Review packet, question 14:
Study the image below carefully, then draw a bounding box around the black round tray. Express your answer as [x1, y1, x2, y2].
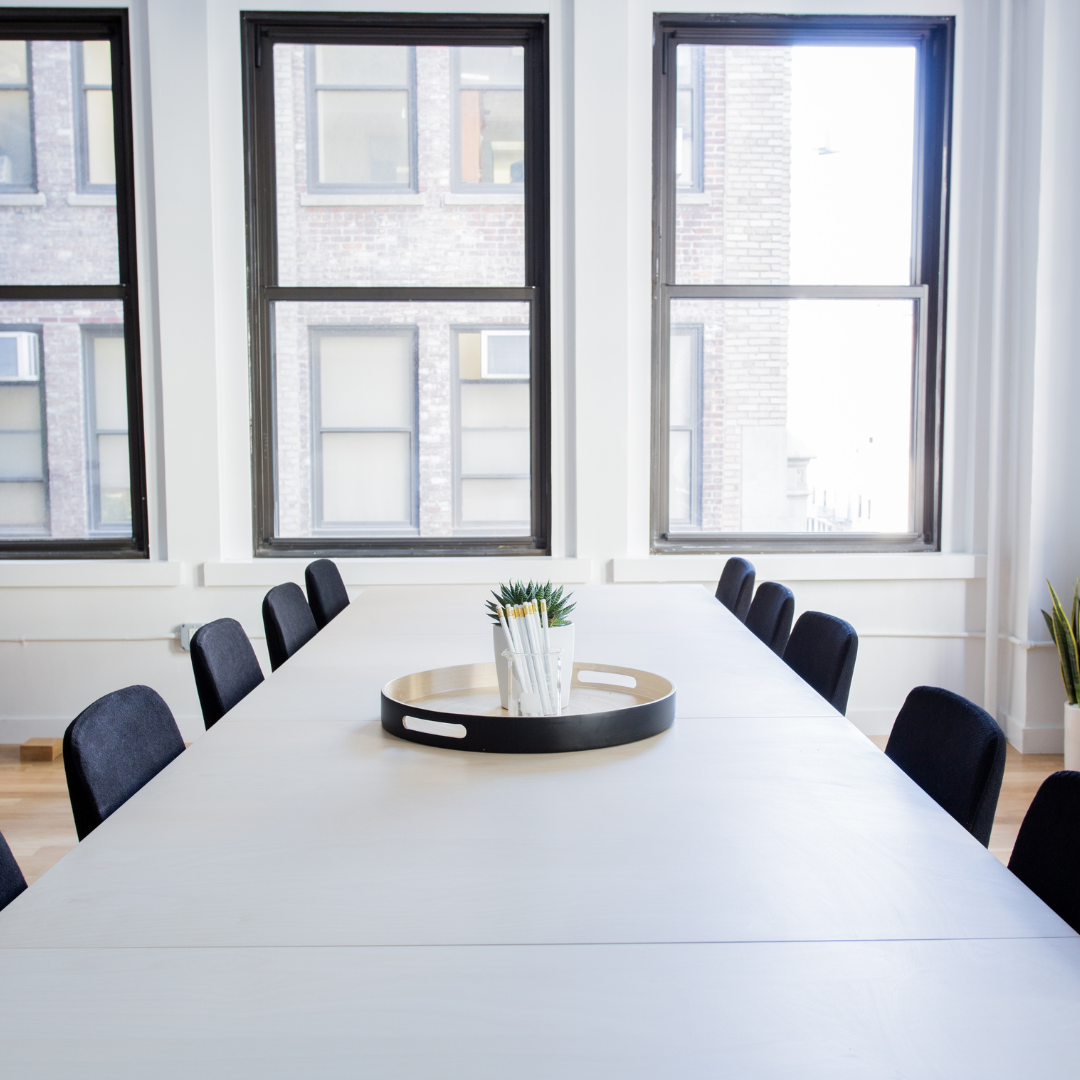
[381, 661, 675, 753]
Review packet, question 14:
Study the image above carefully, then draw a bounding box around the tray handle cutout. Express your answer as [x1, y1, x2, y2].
[577, 669, 637, 689]
[403, 715, 467, 739]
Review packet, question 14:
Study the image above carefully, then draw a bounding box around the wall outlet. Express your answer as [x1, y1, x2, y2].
[179, 624, 202, 651]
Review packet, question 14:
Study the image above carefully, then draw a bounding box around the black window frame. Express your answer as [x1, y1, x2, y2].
[242, 11, 550, 558]
[0, 322, 48, 534]
[303, 42, 418, 195]
[651, 14, 953, 553]
[310, 324, 419, 535]
[0, 8, 147, 559]
[0, 38, 36, 193]
[71, 37, 116, 195]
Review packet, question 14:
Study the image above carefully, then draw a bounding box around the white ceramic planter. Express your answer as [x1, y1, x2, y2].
[1065, 703, 1080, 771]
[494, 622, 574, 710]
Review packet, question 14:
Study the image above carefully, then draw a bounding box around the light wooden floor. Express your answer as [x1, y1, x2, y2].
[0, 739, 1067, 885]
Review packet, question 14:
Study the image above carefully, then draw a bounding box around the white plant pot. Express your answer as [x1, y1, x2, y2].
[1065, 703, 1080, 771]
[494, 622, 574, 710]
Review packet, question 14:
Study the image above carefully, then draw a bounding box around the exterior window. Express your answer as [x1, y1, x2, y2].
[453, 46, 524, 190]
[73, 39, 115, 192]
[454, 327, 530, 530]
[312, 328, 417, 532]
[0, 14, 146, 557]
[0, 328, 46, 531]
[84, 328, 129, 531]
[652, 16, 953, 551]
[0, 40, 34, 190]
[306, 44, 415, 192]
[246, 14, 549, 556]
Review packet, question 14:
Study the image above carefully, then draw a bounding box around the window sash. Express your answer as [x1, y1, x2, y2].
[0, 41, 36, 193]
[243, 13, 550, 558]
[650, 15, 953, 553]
[72, 39, 115, 194]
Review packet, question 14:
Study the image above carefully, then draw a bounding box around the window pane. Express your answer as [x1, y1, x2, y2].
[669, 330, 696, 429]
[0, 89, 32, 187]
[669, 298, 915, 535]
[460, 477, 529, 523]
[460, 89, 523, 185]
[0, 40, 120, 284]
[85, 88, 115, 185]
[461, 429, 529, 474]
[82, 41, 111, 85]
[0, 300, 126, 539]
[318, 332, 413, 429]
[0, 480, 45, 527]
[92, 335, 127, 430]
[669, 428, 692, 526]
[458, 46, 524, 87]
[273, 300, 529, 538]
[321, 431, 411, 525]
[95, 431, 130, 524]
[675, 44, 916, 285]
[274, 44, 524, 287]
[0, 41, 27, 83]
[316, 44, 407, 86]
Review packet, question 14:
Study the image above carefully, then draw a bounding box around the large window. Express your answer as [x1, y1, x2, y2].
[245, 14, 548, 556]
[652, 16, 953, 551]
[0, 13, 146, 556]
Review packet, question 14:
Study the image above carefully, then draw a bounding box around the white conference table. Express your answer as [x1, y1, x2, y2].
[1, 584, 1078, 1076]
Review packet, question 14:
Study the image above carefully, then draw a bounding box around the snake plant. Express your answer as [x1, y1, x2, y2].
[487, 580, 576, 627]
[1043, 580, 1080, 705]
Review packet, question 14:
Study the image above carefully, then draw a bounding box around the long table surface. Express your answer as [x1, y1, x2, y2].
[2, 584, 1078, 1076]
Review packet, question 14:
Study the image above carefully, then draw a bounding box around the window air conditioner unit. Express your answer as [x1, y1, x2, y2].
[480, 329, 529, 379]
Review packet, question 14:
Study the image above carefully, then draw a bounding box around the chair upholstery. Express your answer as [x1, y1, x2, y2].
[190, 618, 265, 729]
[63, 685, 185, 841]
[886, 686, 1006, 847]
[1008, 770, 1080, 931]
[0, 828, 27, 912]
[306, 559, 350, 630]
[745, 581, 795, 655]
[783, 611, 858, 715]
[715, 557, 756, 621]
[262, 582, 319, 672]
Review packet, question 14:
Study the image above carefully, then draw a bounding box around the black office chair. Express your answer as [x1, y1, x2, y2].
[0, 828, 27, 912]
[716, 557, 755, 621]
[1008, 770, 1080, 931]
[745, 581, 795, 655]
[262, 582, 318, 672]
[63, 685, 185, 841]
[885, 686, 1006, 847]
[306, 559, 350, 630]
[190, 618, 265, 730]
[783, 611, 858, 715]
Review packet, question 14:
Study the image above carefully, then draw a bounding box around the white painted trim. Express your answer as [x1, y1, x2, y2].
[298, 193, 426, 206]
[0, 562, 185, 588]
[1003, 713, 1066, 755]
[202, 556, 594, 588]
[441, 193, 524, 205]
[65, 192, 116, 206]
[612, 554, 986, 582]
[0, 193, 45, 206]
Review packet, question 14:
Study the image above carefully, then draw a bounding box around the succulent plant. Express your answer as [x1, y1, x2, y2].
[487, 580, 576, 627]
[1044, 579, 1080, 705]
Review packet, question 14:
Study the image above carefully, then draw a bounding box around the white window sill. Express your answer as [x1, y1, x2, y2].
[202, 556, 592, 588]
[613, 553, 986, 583]
[299, 193, 425, 207]
[66, 193, 116, 207]
[442, 193, 524, 206]
[0, 193, 46, 207]
[0, 561, 184, 588]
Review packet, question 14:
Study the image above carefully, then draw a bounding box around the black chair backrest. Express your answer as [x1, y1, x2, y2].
[0, 828, 27, 912]
[783, 611, 858, 715]
[716, 557, 755, 621]
[745, 581, 795, 655]
[886, 686, 1006, 847]
[262, 582, 319, 672]
[1009, 770, 1080, 931]
[190, 618, 265, 729]
[305, 559, 350, 630]
[63, 685, 185, 841]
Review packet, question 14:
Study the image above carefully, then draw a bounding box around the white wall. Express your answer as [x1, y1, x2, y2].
[0, 0, 1073, 751]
